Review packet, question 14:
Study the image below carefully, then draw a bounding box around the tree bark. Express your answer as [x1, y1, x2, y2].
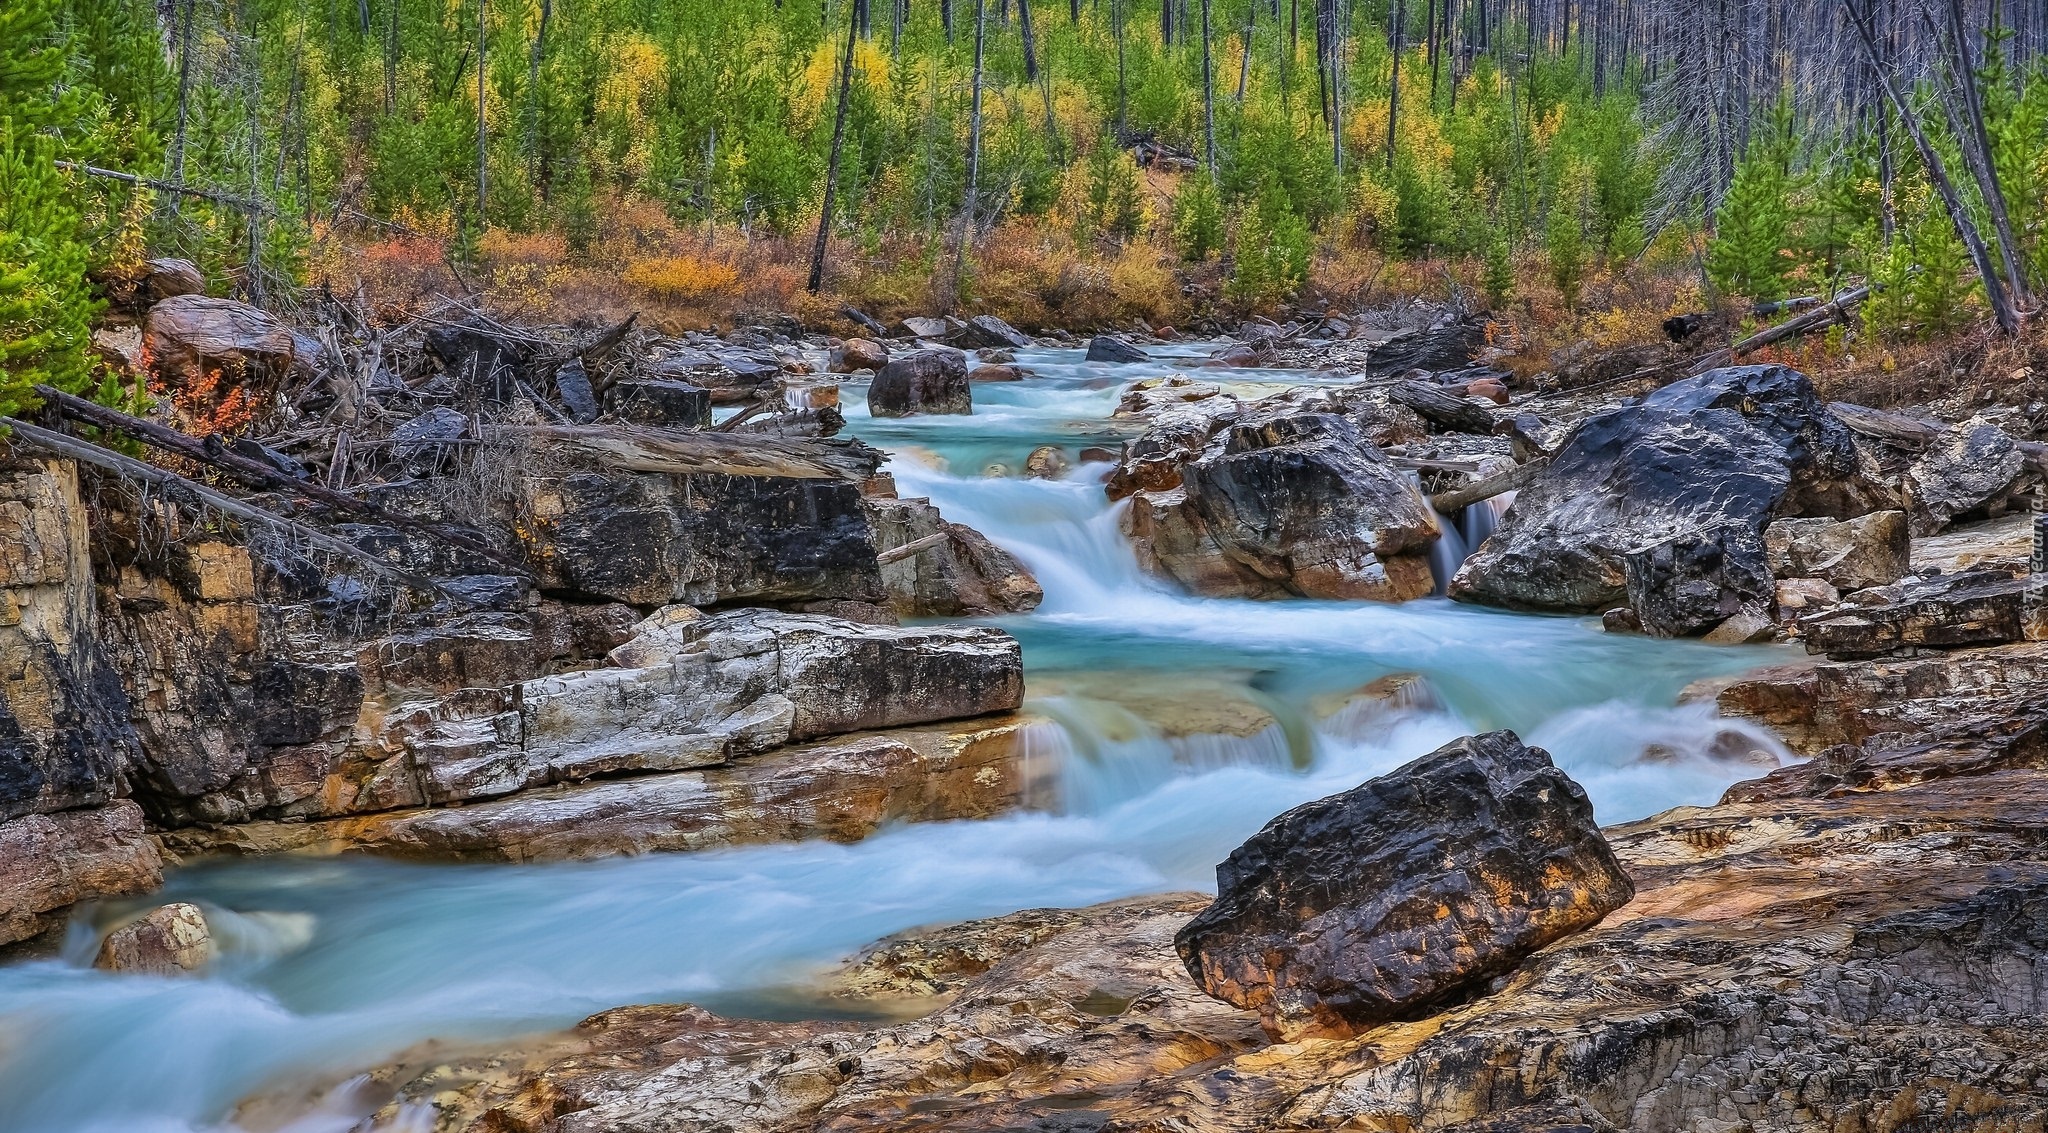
[808, 0, 861, 293]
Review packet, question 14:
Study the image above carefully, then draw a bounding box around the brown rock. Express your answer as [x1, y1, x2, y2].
[1798, 568, 2032, 659]
[93, 902, 212, 975]
[143, 295, 297, 387]
[1773, 576, 1839, 610]
[869, 350, 971, 417]
[968, 363, 1024, 382]
[866, 497, 1041, 618]
[0, 802, 162, 946]
[831, 338, 889, 373]
[1021, 445, 1070, 480]
[1764, 510, 1909, 590]
[1175, 731, 1633, 1040]
[140, 258, 206, 304]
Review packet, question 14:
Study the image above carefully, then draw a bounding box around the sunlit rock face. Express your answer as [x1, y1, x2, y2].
[1174, 729, 1633, 1040]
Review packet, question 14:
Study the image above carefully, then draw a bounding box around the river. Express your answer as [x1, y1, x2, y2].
[0, 344, 1789, 1132]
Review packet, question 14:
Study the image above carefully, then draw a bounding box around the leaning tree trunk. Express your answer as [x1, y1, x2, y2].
[1201, 0, 1218, 177]
[1841, 0, 2019, 335]
[1940, 0, 2032, 310]
[1387, 0, 1404, 171]
[808, 0, 861, 293]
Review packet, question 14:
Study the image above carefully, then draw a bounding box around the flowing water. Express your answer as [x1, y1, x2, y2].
[0, 345, 1793, 1132]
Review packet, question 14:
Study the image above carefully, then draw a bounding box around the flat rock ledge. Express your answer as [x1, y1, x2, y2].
[312, 709, 2048, 1133]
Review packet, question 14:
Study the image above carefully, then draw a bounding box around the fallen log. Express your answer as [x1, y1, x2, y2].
[1389, 379, 1499, 435]
[841, 306, 891, 338]
[1831, 401, 2048, 474]
[2, 418, 444, 595]
[875, 531, 952, 565]
[1689, 287, 1871, 375]
[1429, 458, 1547, 514]
[34, 385, 529, 576]
[491, 424, 884, 481]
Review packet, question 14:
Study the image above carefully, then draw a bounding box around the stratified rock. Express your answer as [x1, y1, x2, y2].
[395, 609, 1023, 804]
[1452, 365, 1870, 636]
[1085, 335, 1149, 364]
[1362, 318, 1485, 376]
[1764, 510, 1908, 590]
[605, 378, 712, 429]
[1122, 409, 1440, 601]
[0, 802, 162, 946]
[1175, 730, 1633, 1040]
[1796, 569, 2033, 659]
[1907, 415, 2026, 534]
[93, 902, 212, 975]
[869, 350, 971, 417]
[139, 258, 206, 304]
[390, 407, 469, 471]
[866, 497, 1041, 618]
[143, 295, 298, 388]
[948, 314, 1031, 350]
[640, 346, 780, 405]
[831, 339, 889, 373]
[887, 315, 957, 340]
[522, 469, 885, 607]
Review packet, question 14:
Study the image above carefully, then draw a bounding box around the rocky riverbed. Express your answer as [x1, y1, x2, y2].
[2, 294, 2045, 1131]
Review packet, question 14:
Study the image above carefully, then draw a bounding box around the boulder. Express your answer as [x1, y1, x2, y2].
[397, 610, 1024, 805]
[1765, 510, 1909, 591]
[390, 408, 470, 471]
[831, 339, 890, 373]
[1122, 409, 1441, 601]
[1175, 730, 1633, 1041]
[1451, 365, 1870, 636]
[865, 497, 1042, 618]
[522, 469, 885, 607]
[93, 902, 213, 975]
[886, 315, 957, 340]
[969, 363, 1025, 382]
[143, 295, 297, 388]
[0, 802, 162, 947]
[1021, 446, 1070, 480]
[1907, 415, 2028, 534]
[948, 314, 1031, 350]
[553, 358, 601, 424]
[1363, 318, 1486, 376]
[642, 349, 780, 405]
[605, 378, 713, 429]
[869, 349, 971, 417]
[139, 258, 206, 304]
[1797, 569, 2036, 660]
[1085, 335, 1149, 364]
[423, 321, 528, 403]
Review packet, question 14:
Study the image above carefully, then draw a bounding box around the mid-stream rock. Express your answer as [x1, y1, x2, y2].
[1085, 335, 1149, 363]
[868, 349, 971, 417]
[1175, 730, 1634, 1040]
[93, 902, 212, 975]
[1452, 365, 1874, 636]
[865, 497, 1042, 618]
[0, 802, 161, 947]
[1122, 408, 1440, 601]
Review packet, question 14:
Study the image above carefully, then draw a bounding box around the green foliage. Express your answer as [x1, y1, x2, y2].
[1171, 173, 1223, 262]
[1077, 142, 1144, 245]
[1228, 182, 1310, 306]
[1706, 110, 1796, 303]
[1482, 222, 1514, 309]
[0, 128, 102, 416]
[1544, 166, 1590, 310]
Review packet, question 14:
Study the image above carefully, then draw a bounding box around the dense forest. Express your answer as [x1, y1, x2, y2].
[6, 0, 2048, 415]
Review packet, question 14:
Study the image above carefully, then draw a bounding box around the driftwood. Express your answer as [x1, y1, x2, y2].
[875, 531, 952, 565]
[491, 424, 882, 481]
[1831, 401, 2048, 474]
[53, 161, 273, 213]
[1429, 458, 1548, 513]
[35, 385, 529, 576]
[841, 307, 891, 338]
[1389, 379, 1499, 435]
[1687, 287, 1872, 376]
[2, 418, 444, 594]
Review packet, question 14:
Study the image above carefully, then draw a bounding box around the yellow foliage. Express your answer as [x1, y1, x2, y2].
[621, 254, 743, 300]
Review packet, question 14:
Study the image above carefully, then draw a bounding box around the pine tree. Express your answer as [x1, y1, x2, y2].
[1706, 128, 1795, 303]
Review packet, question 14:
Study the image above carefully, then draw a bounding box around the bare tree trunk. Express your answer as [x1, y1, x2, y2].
[1201, 0, 1218, 177]
[808, 0, 860, 293]
[1939, 0, 2032, 309]
[1236, 0, 1255, 103]
[168, 0, 198, 220]
[526, 0, 550, 180]
[1114, 0, 1128, 130]
[475, 0, 488, 220]
[1387, 0, 1403, 170]
[950, 0, 989, 305]
[384, 0, 399, 112]
[1841, 0, 2019, 335]
[1020, 0, 1039, 79]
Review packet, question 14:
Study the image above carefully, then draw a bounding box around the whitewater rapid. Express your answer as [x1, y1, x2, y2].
[0, 344, 1792, 1133]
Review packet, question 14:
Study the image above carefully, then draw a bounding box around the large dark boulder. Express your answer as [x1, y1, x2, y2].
[1084, 335, 1149, 364]
[947, 314, 1031, 350]
[869, 349, 971, 417]
[1176, 730, 1634, 1041]
[1451, 365, 1871, 636]
[1122, 408, 1440, 600]
[606, 378, 712, 429]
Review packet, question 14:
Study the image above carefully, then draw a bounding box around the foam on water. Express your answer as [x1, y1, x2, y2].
[0, 343, 1796, 1133]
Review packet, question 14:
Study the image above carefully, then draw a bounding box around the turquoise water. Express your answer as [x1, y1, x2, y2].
[0, 345, 1791, 1133]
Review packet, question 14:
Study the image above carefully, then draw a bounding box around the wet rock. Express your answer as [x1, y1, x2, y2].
[869, 349, 971, 417]
[166, 718, 1033, 863]
[968, 363, 1024, 382]
[553, 357, 601, 423]
[0, 802, 161, 947]
[605, 378, 712, 429]
[1085, 335, 1149, 364]
[1363, 318, 1486, 376]
[1796, 569, 2034, 659]
[522, 469, 885, 607]
[831, 338, 890, 373]
[947, 314, 1031, 350]
[866, 497, 1042, 618]
[887, 315, 957, 340]
[1021, 446, 1070, 480]
[1452, 366, 1870, 636]
[1908, 415, 2027, 533]
[1764, 510, 1908, 591]
[93, 902, 212, 975]
[143, 295, 298, 388]
[390, 407, 470, 471]
[1122, 409, 1440, 601]
[1773, 576, 1839, 611]
[1176, 730, 1633, 1040]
